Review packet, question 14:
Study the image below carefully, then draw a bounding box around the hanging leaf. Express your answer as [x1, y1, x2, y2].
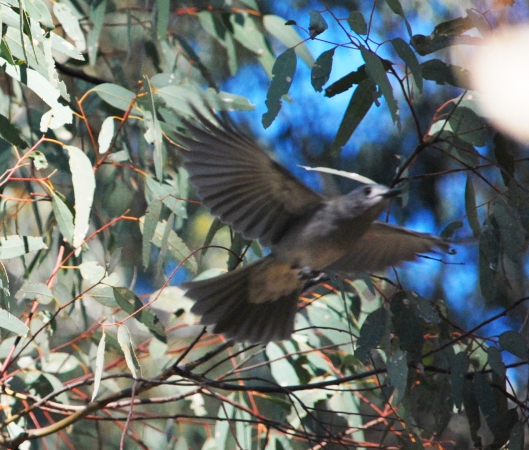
[92, 330, 106, 401]
[0, 236, 47, 259]
[347, 11, 367, 35]
[262, 47, 297, 128]
[117, 324, 141, 378]
[308, 10, 328, 39]
[391, 37, 423, 92]
[0, 113, 28, 148]
[465, 175, 480, 238]
[0, 309, 28, 335]
[311, 47, 335, 92]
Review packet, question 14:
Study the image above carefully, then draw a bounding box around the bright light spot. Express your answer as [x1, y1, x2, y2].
[462, 26, 529, 143]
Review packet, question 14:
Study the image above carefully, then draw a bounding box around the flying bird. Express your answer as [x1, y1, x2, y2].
[179, 109, 449, 344]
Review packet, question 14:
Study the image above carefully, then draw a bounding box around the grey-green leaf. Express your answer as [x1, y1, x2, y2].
[0, 236, 47, 259]
[361, 47, 400, 128]
[391, 37, 422, 92]
[51, 191, 75, 244]
[0, 308, 28, 335]
[91, 330, 106, 401]
[262, 47, 297, 128]
[465, 175, 480, 238]
[311, 47, 335, 92]
[0, 113, 28, 149]
[387, 349, 408, 405]
[498, 331, 528, 359]
[308, 10, 328, 39]
[142, 200, 163, 269]
[347, 11, 367, 35]
[451, 351, 468, 411]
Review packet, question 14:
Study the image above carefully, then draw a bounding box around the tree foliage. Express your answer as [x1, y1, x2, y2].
[0, 0, 527, 449]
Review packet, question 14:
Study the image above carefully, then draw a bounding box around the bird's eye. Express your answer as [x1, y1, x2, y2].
[364, 186, 372, 196]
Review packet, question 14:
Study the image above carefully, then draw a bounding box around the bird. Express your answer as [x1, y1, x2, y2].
[178, 108, 450, 344]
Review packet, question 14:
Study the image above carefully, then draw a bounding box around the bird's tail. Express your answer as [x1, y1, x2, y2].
[182, 255, 302, 343]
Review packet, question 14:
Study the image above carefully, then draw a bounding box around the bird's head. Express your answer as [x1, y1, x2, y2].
[339, 184, 401, 222]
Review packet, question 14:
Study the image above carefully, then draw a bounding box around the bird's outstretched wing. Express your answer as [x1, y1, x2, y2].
[325, 221, 450, 273]
[179, 109, 324, 247]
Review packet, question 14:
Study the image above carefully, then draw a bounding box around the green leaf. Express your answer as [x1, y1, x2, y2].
[156, 0, 169, 39]
[0, 263, 9, 309]
[51, 191, 74, 244]
[52, 2, 86, 52]
[145, 176, 187, 218]
[355, 307, 388, 363]
[387, 349, 408, 405]
[415, 295, 440, 323]
[139, 217, 197, 274]
[92, 83, 140, 114]
[28, 150, 47, 169]
[449, 107, 489, 147]
[493, 199, 525, 261]
[15, 282, 54, 305]
[308, 10, 328, 39]
[493, 133, 515, 186]
[498, 331, 528, 359]
[385, 0, 412, 37]
[440, 220, 463, 239]
[331, 78, 377, 155]
[262, 47, 297, 128]
[65, 146, 96, 255]
[87, 0, 107, 65]
[361, 47, 400, 128]
[263, 15, 314, 68]
[0, 113, 28, 148]
[98, 117, 115, 154]
[113, 287, 166, 343]
[117, 324, 140, 378]
[478, 218, 500, 305]
[0, 235, 47, 259]
[420, 59, 472, 90]
[311, 47, 335, 92]
[465, 175, 480, 238]
[463, 380, 482, 447]
[142, 200, 163, 269]
[25, 0, 54, 29]
[267, 343, 300, 385]
[41, 352, 80, 374]
[487, 346, 505, 380]
[451, 351, 468, 411]
[91, 330, 106, 401]
[391, 37, 422, 92]
[0, 308, 28, 335]
[201, 217, 225, 256]
[390, 292, 423, 355]
[324, 65, 369, 98]
[347, 11, 367, 35]
[509, 421, 525, 450]
[473, 373, 497, 431]
[142, 76, 164, 181]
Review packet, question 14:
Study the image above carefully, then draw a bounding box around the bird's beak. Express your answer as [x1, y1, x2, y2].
[382, 188, 402, 198]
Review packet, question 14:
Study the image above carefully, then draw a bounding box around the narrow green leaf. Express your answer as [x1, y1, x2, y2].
[267, 343, 300, 385]
[91, 330, 106, 401]
[156, 212, 175, 275]
[355, 307, 388, 363]
[440, 220, 463, 239]
[0, 235, 47, 259]
[391, 292, 423, 354]
[498, 331, 528, 359]
[451, 351, 468, 411]
[202, 217, 225, 256]
[117, 324, 140, 378]
[0, 263, 9, 309]
[113, 287, 166, 343]
[391, 37, 422, 92]
[478, 218, 500, 305]
[92, 83, 140, 114]
[331, 78, 377, 155]
[263, 15, 314, 68]
[311, 47, 335, 92]
[0, 113, 28, 148]
[65, 146, 95, 255]
[324, 65, 369, 98]
[420, 59, 472, 90]
[262, 47, 297, 128]
[387, 349, 408, 405]
[141, 201, 163, 269]
[493, 199, 525, 261]
[139, 218, 197, 274]
[463, 380, 482, 447]
[308, 10, 328, 39]
[25, 0, 54, 29]
[156, 0, 169, 39]
[52, 2, 86, 52]
[98, 117, 115, 155]
[87, 0, 107, 65]
[0, 308, 28, 335]
[15, 282, 54, 305]
[509, 421, 525, 450]
[386, 0, 412, 37]
[347, 11, 367, 35]
[51, 191, 74, 244]
[465, 175, 480, 238]
[473, 373, 497, 431]
[142, 76, 164, 181]
[361, 47, 400, 128]
[493, 133, 515, 186]
[487, 346, 505, 380]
